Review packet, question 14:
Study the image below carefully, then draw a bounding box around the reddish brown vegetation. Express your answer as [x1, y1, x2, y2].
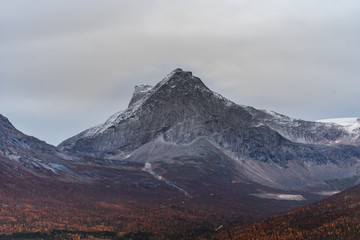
[0, 156, 324, 239]
[214, 184, 360, 240]
[0, 162, 234, 239]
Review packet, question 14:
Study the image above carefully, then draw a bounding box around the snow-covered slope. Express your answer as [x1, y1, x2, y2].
[317, 118, 360, 132]
[244, 107, 353, 145]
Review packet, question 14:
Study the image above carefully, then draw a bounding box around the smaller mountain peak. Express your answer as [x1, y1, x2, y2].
[134, 84, 153, 94]
[0, 114, 16, 132]
[128, 84, 153, 108]
[0, 114, 12, 125]
[0, 114, 8, 121]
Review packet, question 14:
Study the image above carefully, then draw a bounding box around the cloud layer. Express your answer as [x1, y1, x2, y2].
[1, 0, 360, 145]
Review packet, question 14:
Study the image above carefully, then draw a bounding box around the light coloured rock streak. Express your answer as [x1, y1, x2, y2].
[143, 162, 191, 198]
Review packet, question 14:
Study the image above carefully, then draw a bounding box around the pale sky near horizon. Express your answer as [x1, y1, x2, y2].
[1, 0, 360, 145]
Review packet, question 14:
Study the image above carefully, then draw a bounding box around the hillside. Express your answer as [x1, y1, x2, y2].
[214, 184, 360, 240]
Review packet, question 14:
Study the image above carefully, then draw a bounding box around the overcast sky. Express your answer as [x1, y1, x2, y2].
[1, 0, 360, 145]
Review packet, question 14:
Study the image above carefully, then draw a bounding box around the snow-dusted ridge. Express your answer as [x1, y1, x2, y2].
[317, 118, 359, 126]
[317, 118, 360, 132]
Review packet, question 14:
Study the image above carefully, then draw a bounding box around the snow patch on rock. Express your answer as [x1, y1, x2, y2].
[251, 193, 305, 201]
[317, 118, 360, 132]
[317, 191, 340, 196]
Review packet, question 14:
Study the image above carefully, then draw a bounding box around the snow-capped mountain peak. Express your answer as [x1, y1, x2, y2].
[152, 68, 208, 92]
[62, 68, 213, 141]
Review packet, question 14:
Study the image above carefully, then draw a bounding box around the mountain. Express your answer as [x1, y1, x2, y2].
[0, 114, 78, 177]
[59, 68, 359, 156]
[214, 183, 360, 240]
[60, 68, 360, 192]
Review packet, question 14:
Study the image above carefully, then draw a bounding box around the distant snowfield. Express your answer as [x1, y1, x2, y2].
[251, 193, 305, 201]
[317, 191, 340, 196]
[317, 118, 360, 132]
[317, 118, 358, 126]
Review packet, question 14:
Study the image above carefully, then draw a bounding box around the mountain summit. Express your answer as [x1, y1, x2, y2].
[59, 68, 242, 156]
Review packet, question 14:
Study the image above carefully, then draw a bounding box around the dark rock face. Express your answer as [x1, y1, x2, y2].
[0, 114, 54, 155]
[59, 69, 360, 167]
[0, 114, 76, 174]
